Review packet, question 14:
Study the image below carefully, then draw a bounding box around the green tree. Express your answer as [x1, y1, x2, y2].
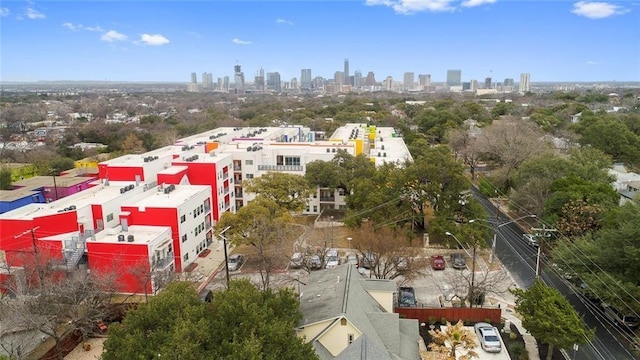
[243, 172, 313, 212]
[0, 168, 12, 190]
[102, 281, 318, 360]
[512, 280, 594, 360]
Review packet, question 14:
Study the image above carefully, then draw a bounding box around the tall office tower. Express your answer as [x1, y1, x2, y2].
[384, 76, 393, 91]
[313, 76, 324, 90]
[300, 69, 312, 90]
[519, 73, 530, 93]
[470, 79, 478, 91]
[484, 77, 492, 89]
[223, 76, 230, 91]
[503, 78, 514, 87]
[446, 69, 462, 87]
[234, 64, 245, 92]
[354, 70, 363, 88]
[291, 77, 298, 89]
[343, 59, 350, 86]
[364, 72, 376, 86]
[202, 72, 213, 89]
[418, 74, 431, 87]
[334, 71, 344, 86]
[217, 77, 224, 91]
[190, 72, 197, 83]
[403, 72, 415, 91]
[266, 72, 281, 92]
[187, 72, 199, 92]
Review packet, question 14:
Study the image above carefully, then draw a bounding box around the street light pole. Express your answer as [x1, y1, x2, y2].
[219, 226, 231, 289]
[446, 231, 476, 307]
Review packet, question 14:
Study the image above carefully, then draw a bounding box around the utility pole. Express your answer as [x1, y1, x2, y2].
[531, 224, 557, 278]
[219, 226, 231, 289]
[470, 241, 477, 307]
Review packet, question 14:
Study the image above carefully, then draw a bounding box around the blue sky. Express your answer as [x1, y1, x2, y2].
[1, 0, 639, 82]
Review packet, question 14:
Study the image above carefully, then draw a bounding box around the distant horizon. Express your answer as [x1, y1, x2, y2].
[2, 1, 639, 82]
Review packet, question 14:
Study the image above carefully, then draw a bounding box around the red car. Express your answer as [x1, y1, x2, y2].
[432, 255, 446, 270]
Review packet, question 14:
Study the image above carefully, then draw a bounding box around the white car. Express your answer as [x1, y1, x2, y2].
[227, 254, 244, 271]
[474, 322, 502, 353]
[325, 249, 340, 269]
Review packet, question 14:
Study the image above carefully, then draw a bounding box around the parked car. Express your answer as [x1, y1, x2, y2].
[450, 253, 466, 269]
[431, 255, 446, 270]
[309, 255, 323, 270]
[398, 286, 417, 307]
[602, 303, 640, 329]
[290, 252, 304, 269]
[474, 322, 502, 353]
[522, 233, 539, 247]
[227, 254, 244, 271]
[360, 252, 376, 269]
[325, 249, 340, 269]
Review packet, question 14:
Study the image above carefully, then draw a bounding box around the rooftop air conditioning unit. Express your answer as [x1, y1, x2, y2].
[117, 234, 125, 242]
[127, 235, 134, 242]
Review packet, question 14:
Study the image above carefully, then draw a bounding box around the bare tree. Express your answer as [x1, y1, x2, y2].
[435, 265, 511, 308]
[475, 118, 551, 188]
[447, 126, 482, 180]
[351, 223, 428, 281]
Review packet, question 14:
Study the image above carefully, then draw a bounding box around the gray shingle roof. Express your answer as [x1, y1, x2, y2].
[297, 264, 420, 360]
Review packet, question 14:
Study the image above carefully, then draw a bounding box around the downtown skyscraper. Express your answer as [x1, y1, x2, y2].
[301, 69, 312, 90]
[343, 59, 350, 86]
[447, 70, 462, 87]
[519, 73, 530, 93]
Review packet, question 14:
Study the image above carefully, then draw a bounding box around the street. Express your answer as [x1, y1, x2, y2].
[472, 186, 638, 360]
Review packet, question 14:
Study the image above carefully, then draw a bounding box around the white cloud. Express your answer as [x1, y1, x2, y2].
[0, 7, 10, 17]
[232, 38, 252, 45]
[571, 1, 628, 18]
[365, 0, 458, 13]
[461, 0, 496, 7]
[276, 18, 293, 25]
[586, 60, 600, 65]
[101, 30, 128, 43]
[63, 22, 104, 32]
[25, 6, 45, 19]
[140, 33, 170, 46]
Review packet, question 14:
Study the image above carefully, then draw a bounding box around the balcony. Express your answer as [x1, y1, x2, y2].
[152, 252, 175, 271]
[233, 165, 242, 172]
[319, 196, 335, 202]
[222, 172, 229, 180]
[204, 203, 211, 213]
[257, 165, 303, 172]
[224, 202, 230, 209]
[223, 186, 230, 195]
[235, 191, 243, 198]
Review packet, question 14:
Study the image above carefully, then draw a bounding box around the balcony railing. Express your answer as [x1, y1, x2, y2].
[233, 165, 242, 172]
[222, 172, 229, 180]
[153, 252, 174, 271]
[223, 187, 230, 194]
[257, 165, 303, 172]
[319, 197, 336, 202]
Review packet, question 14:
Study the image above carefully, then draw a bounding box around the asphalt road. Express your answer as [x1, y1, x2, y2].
[471, 186, 638, 360]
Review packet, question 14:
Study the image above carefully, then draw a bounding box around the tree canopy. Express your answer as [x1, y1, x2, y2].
[512, 280, 594, 360]
[102, 280, 318, 360]
[243, 172, 313, 212]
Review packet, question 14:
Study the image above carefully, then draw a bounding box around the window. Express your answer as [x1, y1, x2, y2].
[285, 156, 300, 166]
[181, 234, 187, 243]
[180, 215, 186, 223]
[106, 213, 114, 222]
[245, 159, 253, 165]
[313, 206, 317, 212]
[183, 253, 189, 262]
[246, 174, 254, 179]
[348, 333, 354, 344]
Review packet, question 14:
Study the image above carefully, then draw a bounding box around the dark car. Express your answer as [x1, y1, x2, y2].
[450, 253, 466, 269]
[432, 255, 446, 270]
[309, 255, 323, 270]
[398, 286, 417, 307]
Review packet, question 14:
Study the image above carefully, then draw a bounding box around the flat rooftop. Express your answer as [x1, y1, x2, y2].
[0, 180, 146, 220]
[41, 225, 172, 246]
[123, 184, 211, 209]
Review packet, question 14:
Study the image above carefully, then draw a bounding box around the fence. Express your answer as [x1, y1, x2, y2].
[395, 306, 502, 325]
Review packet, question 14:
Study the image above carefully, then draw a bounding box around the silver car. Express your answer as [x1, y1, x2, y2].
[227, 254, 244, 271]
[474, 322, 502, 353]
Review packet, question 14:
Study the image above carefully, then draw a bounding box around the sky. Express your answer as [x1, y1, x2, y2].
[1, 0, 639, 83]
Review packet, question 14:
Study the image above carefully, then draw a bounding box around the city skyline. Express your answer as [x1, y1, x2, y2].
[1, 1, 638, 83]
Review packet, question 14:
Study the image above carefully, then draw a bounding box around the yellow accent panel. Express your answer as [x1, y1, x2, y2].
[354, 139, 363, 156]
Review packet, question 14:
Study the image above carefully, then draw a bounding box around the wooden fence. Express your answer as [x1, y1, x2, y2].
[395, 306, 502, 325]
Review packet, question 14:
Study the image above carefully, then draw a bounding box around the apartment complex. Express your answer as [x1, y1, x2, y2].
[0, 124, 411, 295]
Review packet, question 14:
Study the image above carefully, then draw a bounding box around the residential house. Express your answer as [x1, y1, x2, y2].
[296, 264, 420, 360]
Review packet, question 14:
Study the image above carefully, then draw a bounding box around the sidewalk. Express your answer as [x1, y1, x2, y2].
[491, 290, 540, 360]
